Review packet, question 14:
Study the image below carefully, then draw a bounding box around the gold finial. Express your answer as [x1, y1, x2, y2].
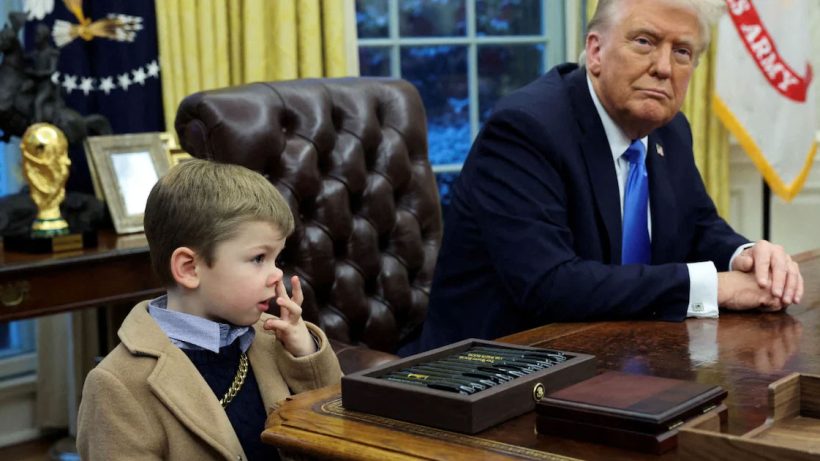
[20, 123, 71, 237]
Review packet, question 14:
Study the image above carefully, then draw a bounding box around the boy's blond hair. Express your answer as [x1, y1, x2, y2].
[144, 158, 295, 286]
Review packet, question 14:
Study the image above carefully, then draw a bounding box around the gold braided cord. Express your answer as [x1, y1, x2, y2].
[220, 352, 249, 408]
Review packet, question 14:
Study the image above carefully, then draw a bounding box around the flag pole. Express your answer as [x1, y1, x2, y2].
[762, 179, 771, 241]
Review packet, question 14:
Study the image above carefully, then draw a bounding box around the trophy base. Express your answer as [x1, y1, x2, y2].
[3, 230, 98, 254]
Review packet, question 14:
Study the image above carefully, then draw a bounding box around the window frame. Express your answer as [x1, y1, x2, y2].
[0, 320, 37, 380]
[0, 352, 37, 380]
[357, 0, 569, 173]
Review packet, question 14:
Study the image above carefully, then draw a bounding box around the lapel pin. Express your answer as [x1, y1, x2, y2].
[656, 144, 664, 157]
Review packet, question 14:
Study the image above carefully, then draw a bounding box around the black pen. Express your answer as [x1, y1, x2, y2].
[410, 364, 498, 388]
[383, 376, 469, 395]
[399, 366, 488, 392]
[451, 355, 537, 375]
[460, 355, 549, 372]
[427, 359, 514, 382]
[470, 346, 567, 361]
[385, 372, 479, 394]
[467, 348, 563, 366]
[416, 362, 504, 385]
[439, 358, 523, 379]
[385, 373, 475, 394]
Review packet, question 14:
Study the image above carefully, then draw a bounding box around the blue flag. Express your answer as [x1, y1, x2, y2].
[24, 0, 163, 192]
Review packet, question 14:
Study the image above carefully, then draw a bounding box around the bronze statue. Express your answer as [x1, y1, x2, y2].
[0, 12, 111, 144]
[0, 12, 32, 141]
[21, 123, 71, 237]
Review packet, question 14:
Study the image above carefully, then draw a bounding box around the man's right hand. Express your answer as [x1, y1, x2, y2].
[717, 271, 786, 312]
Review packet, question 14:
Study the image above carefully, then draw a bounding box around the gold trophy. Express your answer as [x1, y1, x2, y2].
[21, 123, 71, 237]
[3, 123, 96, 253]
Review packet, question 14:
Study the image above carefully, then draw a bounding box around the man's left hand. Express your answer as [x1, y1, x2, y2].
[732, 240, 803, 305]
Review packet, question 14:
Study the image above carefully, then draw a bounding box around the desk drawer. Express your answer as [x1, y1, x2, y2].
[0, 255, 162, 322]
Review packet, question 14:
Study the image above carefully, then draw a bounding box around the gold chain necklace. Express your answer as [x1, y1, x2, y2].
[219, 352, 249, 408]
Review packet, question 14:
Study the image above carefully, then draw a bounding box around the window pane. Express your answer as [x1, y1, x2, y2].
[478, 44, 545, 122]
[0, 320, 36, 359]
[401, 45, 470, 165]
[359, 47, 392, 77]
[400, 0, 466, 37]
[435, 170, 460, 211]
[356, 0, 389, 38]
[476, 0, 543, 36]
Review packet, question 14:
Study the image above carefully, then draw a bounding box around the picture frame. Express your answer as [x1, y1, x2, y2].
[159, 131, 193, 168]
[84, 133, 170, 234]
[159, 131, 178, 152]
[168, 148, 193, 167]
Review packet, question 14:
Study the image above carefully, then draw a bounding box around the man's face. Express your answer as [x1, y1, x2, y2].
[586, 0, 701, 138]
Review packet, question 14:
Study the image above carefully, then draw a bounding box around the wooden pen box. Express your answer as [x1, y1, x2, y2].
[341, 338, 596, 434]
[535, 371, 728, 454]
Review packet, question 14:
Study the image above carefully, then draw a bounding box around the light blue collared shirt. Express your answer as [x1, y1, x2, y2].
[148, 295, 255, 353]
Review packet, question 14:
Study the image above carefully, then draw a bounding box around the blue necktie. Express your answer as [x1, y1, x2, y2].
[622, 140, 650, 264]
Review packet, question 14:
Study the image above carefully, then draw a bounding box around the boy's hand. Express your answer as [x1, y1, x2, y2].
[263, 276, 317, 357]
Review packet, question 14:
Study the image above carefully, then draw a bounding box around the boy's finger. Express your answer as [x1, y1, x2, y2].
[277, 296, 303, 323]
[271, 281, 288, 321]
[277, 296, 292, 322]
[276, 279, 287, 298]
[264, 318, 292, 333]
[263, 318, 282, 331]
[291, 276, 304, 305]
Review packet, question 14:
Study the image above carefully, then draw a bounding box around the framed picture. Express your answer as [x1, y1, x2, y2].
[84, 133, 171, 234]
[168, 148, 193, 167]
[159, 131, 179, 152]
[159, 131, 194, 168]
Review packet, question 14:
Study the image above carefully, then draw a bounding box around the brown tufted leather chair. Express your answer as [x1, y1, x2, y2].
[175, 78, 442, 373]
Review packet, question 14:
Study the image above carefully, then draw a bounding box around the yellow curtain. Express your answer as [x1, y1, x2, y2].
[586, 0, 597, 21]
[681, 38, 730, 217]
[584, 0, 729, 217]
[155, 0, 360, 135]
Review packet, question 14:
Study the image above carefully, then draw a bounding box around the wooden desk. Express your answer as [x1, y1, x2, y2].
[263, 249, 820, 460]
[0, 231, 161, 323]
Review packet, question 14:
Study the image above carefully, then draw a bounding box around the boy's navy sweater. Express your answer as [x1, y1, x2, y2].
[182, 341, 280, 461]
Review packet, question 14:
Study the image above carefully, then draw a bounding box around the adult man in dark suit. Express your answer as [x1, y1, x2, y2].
[408, 0, 803, 354]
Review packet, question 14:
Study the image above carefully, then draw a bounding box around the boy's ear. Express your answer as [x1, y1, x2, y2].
[170, 247, 200, 289]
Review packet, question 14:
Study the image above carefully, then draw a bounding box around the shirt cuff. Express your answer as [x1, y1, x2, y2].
[686, 261, 719, 318]
[728, 242, 756, 271]
[310, 330, 321, 353]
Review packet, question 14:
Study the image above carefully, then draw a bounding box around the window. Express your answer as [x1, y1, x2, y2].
[0, 320, 36, 379]
[356, 0, 566, 207]
[1, 142, 37, 383]
[1, 107, 37, 384]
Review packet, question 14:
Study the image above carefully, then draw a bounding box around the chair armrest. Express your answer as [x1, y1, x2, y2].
[329, 339, 398, 374]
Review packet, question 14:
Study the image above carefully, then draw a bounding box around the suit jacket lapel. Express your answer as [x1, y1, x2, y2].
[566, 68, 622, 263]
[148, 349, 243, 459]
[646, 134, 678, 263]
[247, 325, 283, 412]
[120, 303, 244, 459]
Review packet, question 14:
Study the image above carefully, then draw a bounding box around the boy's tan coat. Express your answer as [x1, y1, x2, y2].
[77, 301, 342, 460]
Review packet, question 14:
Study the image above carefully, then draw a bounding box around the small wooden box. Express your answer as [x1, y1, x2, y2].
[679, 372, 820, 460]
[341, 338, 596, 434]
[535, 371, 728, 454]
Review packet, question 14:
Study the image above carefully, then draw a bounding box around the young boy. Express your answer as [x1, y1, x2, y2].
[77, 159, 342, 460]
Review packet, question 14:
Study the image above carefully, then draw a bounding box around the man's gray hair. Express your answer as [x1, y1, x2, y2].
[583, 0, 725, 63]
